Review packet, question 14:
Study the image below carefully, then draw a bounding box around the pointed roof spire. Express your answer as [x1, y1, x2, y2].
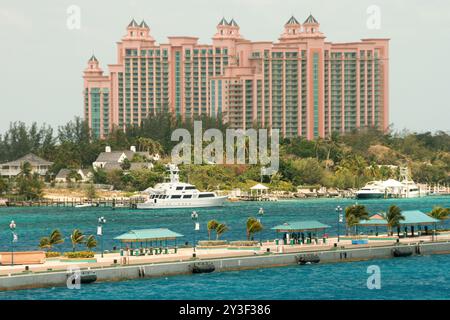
[139, 20, 149, 28]
[304, 14, 318, 24]
[285, 15, 300, 25]
[128, 18, 138, 27]
[218, 17, 228, 26]
[228, 18, 239, 27]
[89, 54, 98, 62]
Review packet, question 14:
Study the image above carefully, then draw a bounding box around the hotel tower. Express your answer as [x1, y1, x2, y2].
[83, 15, 389, 139]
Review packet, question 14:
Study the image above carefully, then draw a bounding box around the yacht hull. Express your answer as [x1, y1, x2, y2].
[137, 196, 228, 209]
[355, 193, 385, 199]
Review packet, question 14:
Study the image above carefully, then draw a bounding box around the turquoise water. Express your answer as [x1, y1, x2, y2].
[0, 197, 449, 299]
[0, 196, 449, 252]
[1, 254, 449, 300]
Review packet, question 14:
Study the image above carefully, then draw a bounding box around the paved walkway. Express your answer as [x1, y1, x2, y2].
[1, 233, 449, 276]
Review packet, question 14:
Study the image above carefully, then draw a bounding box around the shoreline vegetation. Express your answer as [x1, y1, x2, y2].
[0, 114, 450, 201]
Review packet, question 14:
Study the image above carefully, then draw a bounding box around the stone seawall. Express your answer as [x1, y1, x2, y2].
[1, 241, 449, 291]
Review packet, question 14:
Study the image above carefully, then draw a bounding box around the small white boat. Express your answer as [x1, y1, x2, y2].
[75, 203, 93, 208]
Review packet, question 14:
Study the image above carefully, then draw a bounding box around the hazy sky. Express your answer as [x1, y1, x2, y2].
[1, 0, 449, 133]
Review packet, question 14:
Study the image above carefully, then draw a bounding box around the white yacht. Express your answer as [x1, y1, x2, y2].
[137, 164, 228, 209]
[398, 167, 422, 198]
[355, 168, 424, 199]
[355, 181, 386, 199]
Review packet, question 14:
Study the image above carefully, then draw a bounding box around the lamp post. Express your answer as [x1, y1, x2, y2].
[97, 216, 106, 258]
[335, 206, 343, 242]
[9, 220, 16, 266]
[191, 211, 199, 253]
[257, 207, 264, 245]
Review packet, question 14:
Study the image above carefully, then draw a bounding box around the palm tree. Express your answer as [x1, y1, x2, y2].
[207, 220, 219, 240]
[346, 215, 360, 235]
[49, 229, 64, 246]
[86, 235, 97, 251]
[246, 217, 264, 240]
[345, 204, 369, 235]
[39, 237, 51, 250]
[70, 229, 85, 252]
[215, 223, 228, 240]
[429, 206, 450, 220]
[383, 205, 404, 236]
[38, 229, 64, 251]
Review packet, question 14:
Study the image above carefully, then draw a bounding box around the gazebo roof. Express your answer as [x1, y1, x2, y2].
[272, 220, 330, 232]
[250, 183, 269, 190]
[114, 228, 183, 242]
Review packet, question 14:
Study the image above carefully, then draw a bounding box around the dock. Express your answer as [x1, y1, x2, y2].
[0, 197, 146, 208]
[1, 235, 449, 291]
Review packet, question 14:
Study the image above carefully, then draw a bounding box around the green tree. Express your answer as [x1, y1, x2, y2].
[383, 205, 404, 235]
[66, 169, 82, 182]
[345, 204, 369, 235]
[93, 169, 108, 184]
[86, 235, 97, 251]
[246, 217, 264, 240]
[207, 220, 219, 240]
[136, 137, 163, 155]
[428, 206, 450, 220]
[39, 237, 51, 250]
[215, 223, 229, 240]
[85, 183, 97, 199]
[19, 161, 32, 178]
[0, 177, 10, 195]
[39, 229, 64, 251]
[70, 229, 85, 252]
[120, 158, 131, 171]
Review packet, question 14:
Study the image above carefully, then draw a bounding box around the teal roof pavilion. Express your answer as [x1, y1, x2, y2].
[115, 228, 184, 242]
[358, 210, 440, 226]
[400, 210, 440, 225]
[272, 220, 330, 232]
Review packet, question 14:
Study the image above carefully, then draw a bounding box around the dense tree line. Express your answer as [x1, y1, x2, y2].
[1, 113, 449, 196]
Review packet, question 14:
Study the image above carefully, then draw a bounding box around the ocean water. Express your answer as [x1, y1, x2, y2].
[0, 196, 449, 252]
[1, 254, 449, 300]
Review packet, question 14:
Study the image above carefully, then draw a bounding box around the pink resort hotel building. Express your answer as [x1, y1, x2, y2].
[83, 15, 389, 139]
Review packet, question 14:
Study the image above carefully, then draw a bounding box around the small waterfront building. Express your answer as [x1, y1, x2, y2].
[0, 153, 53, 178]
[55, 169, 93, 183]
[92, 146, 154, 172]
[250, 183, 269, 197]
[115, 228, 184, 251]
[272, 220, 330, 244]
[358, 210, 441, 236]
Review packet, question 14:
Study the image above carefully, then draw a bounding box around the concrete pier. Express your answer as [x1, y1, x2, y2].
[1, 240, 449, 291]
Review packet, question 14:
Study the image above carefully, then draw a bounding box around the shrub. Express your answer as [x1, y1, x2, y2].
[229, 241, 259, 247]
[45, 251, 61, 258]
[198, 240, 228, 247]
[63, 251, 95, 259]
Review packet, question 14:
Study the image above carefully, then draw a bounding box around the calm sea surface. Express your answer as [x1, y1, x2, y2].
[0, 196, 449, 299]
[1, 255, 449, 300]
